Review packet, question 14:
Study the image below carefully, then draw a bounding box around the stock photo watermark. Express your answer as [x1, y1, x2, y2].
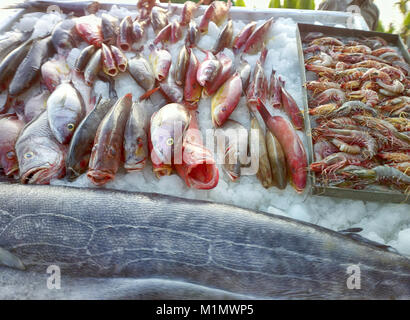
[47, 265, 61, 290]
[346, 265, 361, 290]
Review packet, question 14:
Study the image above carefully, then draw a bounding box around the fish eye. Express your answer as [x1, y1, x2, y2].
[67, 123, 75, 131]
[166, 138, 174, 146]
[6, 151, 15, 160]
[24, 152, 34, 159]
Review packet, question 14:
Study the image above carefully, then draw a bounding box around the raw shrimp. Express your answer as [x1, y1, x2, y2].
[310, 88, 346, 106]
[310, 152, 368, 174]
[305, 64, 335, 79]
[329, 101, 378, 118]
[347, 89, 380, 107]
[315, 127, 378, 159]
[305, 81, 341, 95]
[305, 52, 334, 67]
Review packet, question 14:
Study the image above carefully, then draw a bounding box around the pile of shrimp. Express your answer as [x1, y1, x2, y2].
[302, 33, 410, 194]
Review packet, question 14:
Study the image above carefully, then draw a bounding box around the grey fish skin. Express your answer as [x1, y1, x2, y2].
[0, 39, 33, 86]
[15, 111, 66, 185]
[0, 247, 25, 271]
[212, 19, 233, 54]
[238, 59, 251, 93]
[124, 102, 148, 172]
[216, 119, 247, 182]
[51, 19, 76, 55]
[251, 117, 273, 188]
[74, 44, 96, 72]
[101, 13, 119, 45]
[128, 54, 156, 91]
[47, 83, 85, 145]
[24, 90, 49, 123]
[9, 36, 53, 97]
[0, 31, 29, 62]
[266, 130, 287, 190]
[174, 45, 189, 86]
[0, 183, 410, 299]
[66, 98, 114, 181]
[84, 48, 102, 86]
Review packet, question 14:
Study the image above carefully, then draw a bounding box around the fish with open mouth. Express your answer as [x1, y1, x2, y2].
[175, 111, 219, 190]
[0, 115, 24, 177]
[149, 45, 172, 82]
[47, 83, 86, 145]
[15, 111, 66, 184]
[87, 93, 132, 186]
[66, 98, 114, 181]
[124, 102, 148, 172]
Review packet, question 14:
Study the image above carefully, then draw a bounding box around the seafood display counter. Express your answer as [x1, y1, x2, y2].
[1, 0, 410, 300]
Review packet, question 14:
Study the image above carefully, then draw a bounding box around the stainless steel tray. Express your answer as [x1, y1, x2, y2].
[296, 23, 410, 204]
[1, 0, 369, 29]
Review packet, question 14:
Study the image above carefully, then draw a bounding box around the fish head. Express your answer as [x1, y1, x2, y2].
[124, 131, 148, 171]
[48, 106, 82, 145]
[18, 138, 65, 184]
[87, 139, 122, 186]
[150, 104, 190, 165]
[0, 117, 24, 176]
[0, 148, 19, 177]
[197, 58, 222, 87]
[48, 84, 84, 144]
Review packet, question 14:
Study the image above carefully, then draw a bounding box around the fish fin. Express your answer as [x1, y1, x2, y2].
[342, 233, 398, 253]
[140, 87, 160, 101]
[0, 247, 25, 271]
[338, 227, 363, 234]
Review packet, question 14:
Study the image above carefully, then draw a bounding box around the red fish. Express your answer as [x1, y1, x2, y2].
[199, 0, 232, 34]
[75, 15, 103, 47]
[232, 21, 257, 54]
[87, 94, 132, 186]
[0, 115, 24, 176]
[256, 99, 307, 193]
[175, 111, 219, 189]
[279, 77, 304, 130]
[243, 18, 274, 54]
[184, 49, 202, 105]
[203, 51, 233, 96]
[211, 72, 242, 127]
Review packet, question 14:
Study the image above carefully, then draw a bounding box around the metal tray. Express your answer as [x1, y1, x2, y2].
[1, 0, 369, 29]
[296, 23, 410, 204]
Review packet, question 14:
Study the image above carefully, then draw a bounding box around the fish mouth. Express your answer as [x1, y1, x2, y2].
[118, 64, 127, 72]
[87, 170, 115, 186]
[4, 164, 19, 177]
[124, 159, 147, 172]
[120, 44, 130, 51]
[107, 68, 118, 77]
[21, 167, 50, 184]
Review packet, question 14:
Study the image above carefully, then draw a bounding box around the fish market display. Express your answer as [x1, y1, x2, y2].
[0, 1, 409, 260]
[303, 34, 410, 195]
[0, 1, 307, 193]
